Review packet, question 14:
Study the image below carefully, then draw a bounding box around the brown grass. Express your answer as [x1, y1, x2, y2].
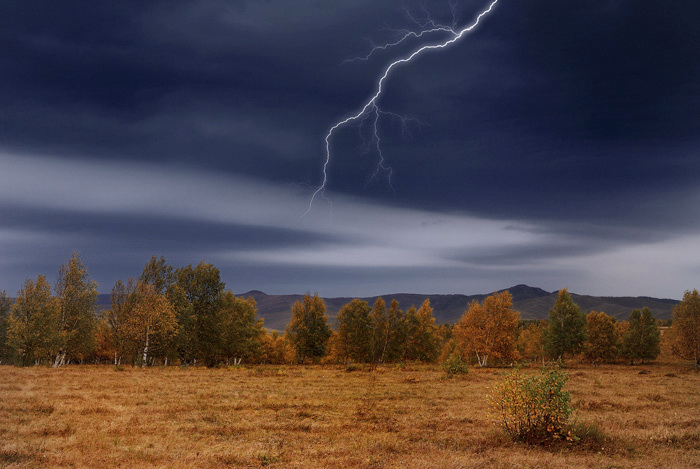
[1, 360, 699, 468]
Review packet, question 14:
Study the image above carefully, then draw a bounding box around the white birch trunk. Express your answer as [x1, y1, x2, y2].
[142, 331, 149, 367]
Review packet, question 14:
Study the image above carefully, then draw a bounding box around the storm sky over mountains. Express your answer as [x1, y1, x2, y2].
[1, 1, 698, 297]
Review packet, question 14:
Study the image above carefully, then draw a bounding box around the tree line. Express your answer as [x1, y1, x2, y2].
[1, 253, 699, 368]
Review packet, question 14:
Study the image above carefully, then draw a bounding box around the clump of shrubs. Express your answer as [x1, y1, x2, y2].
[491, 366, 573, 444]
[441, 353, 469, 377]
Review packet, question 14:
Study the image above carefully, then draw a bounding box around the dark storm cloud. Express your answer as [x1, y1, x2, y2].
[347, 0, 700, 223]
[0, 206, 337, 251]
[2, 0, 697, 196]
[0, 203, 344, 292]
[0, 0, 394, 168]
[450, 223, 672, 266]
[1, 0, 699, 297]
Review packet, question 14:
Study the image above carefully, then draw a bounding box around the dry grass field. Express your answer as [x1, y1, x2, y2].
[1, 361, 699, 468]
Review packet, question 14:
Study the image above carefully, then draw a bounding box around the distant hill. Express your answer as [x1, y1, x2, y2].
[238, 285, 679, 331]
[96, 293, 111, 311]
[57, 288, 681, 330]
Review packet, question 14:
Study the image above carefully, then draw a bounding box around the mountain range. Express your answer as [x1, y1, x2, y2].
[95, 285, 678, 331]
[234, 284, 678, 331]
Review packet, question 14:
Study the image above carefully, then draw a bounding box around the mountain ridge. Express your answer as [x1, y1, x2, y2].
[235, 285, 679, 330]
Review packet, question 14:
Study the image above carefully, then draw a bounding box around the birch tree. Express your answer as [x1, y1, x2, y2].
[7, 276, 61, 365]
[517, 320, 546, 364]
[173, 261, 225, 366]
[106, 278, 136, 365]
[0, 290, 12, 364]
[123, 282, 178, 366]
[369, 297, 387, 363]
[543, 288, 586, 360]
[335, 298, 372, 363]
[404, 299, 440, 362]
[54, 251, 98, 366]
[217, 291, 264, 365]
[140, 255, 174, 295]
[670, 289, 700, 368]
[620, 307, 660, 364]
[285, 293, 331, 363]
[383, 299, 407, 362]
[455, 291, 520, 367]
[584, 311, 619, 364]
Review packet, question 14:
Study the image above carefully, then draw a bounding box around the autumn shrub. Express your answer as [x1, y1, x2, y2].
[491, 366, 573, 444]
[441, 353, 469, 377]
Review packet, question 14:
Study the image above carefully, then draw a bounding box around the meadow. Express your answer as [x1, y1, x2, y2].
[1, 360, 699, 468]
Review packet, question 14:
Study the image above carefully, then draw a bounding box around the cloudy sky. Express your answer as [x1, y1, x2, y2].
[1, 0, 698, 298]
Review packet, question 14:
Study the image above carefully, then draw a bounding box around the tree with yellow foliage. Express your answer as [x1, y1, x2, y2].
[404, 299, 440, 362]
[335, 298, 372, 363]
[455, 291, 519, 367]
[584, 311, 619, 365]
[106, 278, 136, 365]
[217, 291, 264, 365]
[122, 282, 178, 366]
[670, 289, 700, 369]
[382, 299, 407, 363]
[259, 331, 293, 364]
[369, 297, 387, 363]
[54, 251, 98, 366]
[7, 276, 61, 366]
[286, 293, 331, 363]
[0, 290, 12, 364]
[517, 320, 546, 364]
[93, 317, 116, 364]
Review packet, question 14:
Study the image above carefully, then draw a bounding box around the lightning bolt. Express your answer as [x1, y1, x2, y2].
[302, 0, 500, 218]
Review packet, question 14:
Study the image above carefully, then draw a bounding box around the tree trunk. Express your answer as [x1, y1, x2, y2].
[53, 351, 66, 368]
[381, 328, 390, 364]
[142, 333, 149, 367]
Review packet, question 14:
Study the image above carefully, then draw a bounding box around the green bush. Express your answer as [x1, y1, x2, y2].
[441, 353, 469, 376]
[491, 366, 573, 444]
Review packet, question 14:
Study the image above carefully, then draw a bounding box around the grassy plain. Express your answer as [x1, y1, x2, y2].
[1, 360, 699, 468]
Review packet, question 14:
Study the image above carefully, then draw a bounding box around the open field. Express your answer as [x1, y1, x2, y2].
[1, 361, 699, 468]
